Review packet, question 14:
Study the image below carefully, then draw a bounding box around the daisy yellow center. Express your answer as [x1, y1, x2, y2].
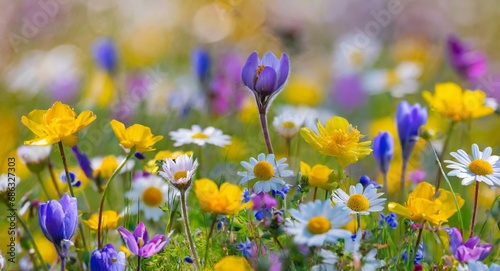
[307, 216, 331, 234]
[347, 194, 370, 212]
[174, 170, 188, 180]
[282, 121, 296, 129]
[468, 159, 493, 176]
[386, 70, 400, 86]
[192, 132, 209, 139]
[142, 186, 163, 207]
[253, 161, 274, 181]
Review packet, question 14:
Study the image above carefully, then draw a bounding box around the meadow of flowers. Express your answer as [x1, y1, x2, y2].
[1, 1, 500, 271]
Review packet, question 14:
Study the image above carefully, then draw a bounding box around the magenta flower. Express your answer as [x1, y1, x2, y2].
[241, 51, 290, 112]
[445, 227, 492, 262]
[117, 222, 170, 258]
[447, 35, 488, 81]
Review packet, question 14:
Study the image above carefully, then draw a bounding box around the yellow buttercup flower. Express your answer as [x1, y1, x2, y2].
[300, 161, 334, 190]
[283, 78, 323, 106]
[300, 116, 372, 166]
[21, 101, 96, 147]
[144, 150, 193, 174]
[110, 119, 163, 153]
[388, 182, 464, 225]
[214, 256, 253, 271]
[83, 210, 120, 230]
[93, 156, 119, 179]
[422, 82, 494, 122]
[194, 178, 251, 215]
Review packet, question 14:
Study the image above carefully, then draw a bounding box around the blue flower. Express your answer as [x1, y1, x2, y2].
[379, 213, 398, 229]
[90, 244, 126, 271]
[92, 37, 118, 73]
[38, 193, 78, 258]
[59, 171, 82, 188]
[402, 244, 424, 265]
[184, 256, 194, 264]
[359, 175, 381, 189]
[241, 51, 290, 112]
[372, 131, 394, 175]
[71, 145, 93, 179]
[191, 48, 211, 83]
[236, 238, 252, 257]
[396, 101, 427, 162]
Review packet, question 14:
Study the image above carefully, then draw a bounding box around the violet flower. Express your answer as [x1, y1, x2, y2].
[117, 222, 169, 258]
[192, 47, 211, 84]
[241, 51, 290, 113]
[90, 244, 126, 271]
[92, 37, 118, 74]
[396, 101, 427, 162]
[38, 193, 78, 259]
[446, 228, 492, 262]
[447, 35, 488, 81]
[252, 192, 277, 210]
[372, 131, 394, 175]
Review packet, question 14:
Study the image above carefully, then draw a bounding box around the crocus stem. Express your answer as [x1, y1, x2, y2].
[180, 189, 200, 270]
[57, 142, 88, 251]
[97, 147, 135, 249]
[203, 213, 218, 266]
[470, 181, 480, 238]
[60, 256, 66, 271]
[58, 142, 75, 197]
[383, 173, 389, 200]
[35, 172, 51, 199]
[259, 112, 274, 154]
[47, 160, 62, 197]
[412, 221, 425, 268]
[15, 212, 49, 271]
[400, 160, 408, 203]
[137, 256, 141, 271]
[434, 121, 455, 192]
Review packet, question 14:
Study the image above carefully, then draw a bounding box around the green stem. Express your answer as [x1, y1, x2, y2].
[356, 214, 361, 233]
[57, 142, 88, 251]
[412, 221, 425, 269]
[167, 199, 179, 234]
[60, 256, 66, 271]
[35, 172, 51, 199]
[137, 255, 141, 271]
[383, 173, 389, 201]
[434, 121, 455, 192]
[47, 159, 62, 197]
[400, 160, 408, 203]
[97, 147, 135, 249]
[470, 181, 480, 238]
[180, 189, 200, 270]
[312, 187, 318, 201]
[15, 212, 49, 271]
[203, 213, 218, 266]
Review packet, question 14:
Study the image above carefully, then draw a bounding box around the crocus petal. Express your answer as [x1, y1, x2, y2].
[275, 53, 290, 90]
[255, 66, 277, 95]
[241, 52, 259, 90]
[117, 226, 139, 255]
[133, 222, 148, 242]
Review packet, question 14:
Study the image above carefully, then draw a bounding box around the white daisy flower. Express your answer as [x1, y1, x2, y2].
[445, 144, 500, 186]
[363, 61, 422, 98]
[311, 249, 339, 271]
[332, 183, 386, 215]
[237, 153, 293, 193]
[0, 173, 20, 193]
[169, 125, 231, 147]
[159, 154, 199, 190]
[17, 145, 52, 165]
[286, 199, 352, 247]
[125, 174, 176, 221]
[272, 112, 305, 139]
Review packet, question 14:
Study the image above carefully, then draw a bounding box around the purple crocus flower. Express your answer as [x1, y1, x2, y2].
[372, 131, 394, 175]
[38, 193, 78, 258]
[359, 175, 381, 189]
[90, 244, 126, 271]
[396, 101, 427, 162]
[252, 192, 277, 210]
[71, 145, 93, 179]
[241, 52, 290, 113]
[92, 37, 118, 73]
[447, 35, 488, 81]
[117, 222, 169, 258]
[445, 228, 492, 262]
[331, 74, 367, 113]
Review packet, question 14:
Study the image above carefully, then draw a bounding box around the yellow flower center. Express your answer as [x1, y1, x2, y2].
[192, 132, 209, 139]
[253, 161, 274, 181]
[142, 186, 163, 207]
[307, 216, 331, 234]
[468, 159, 493, 176]
[347, 194, 370, 212]
[138, 237, 144, 248]
[254, 65, 265, 86]
[174, 170, 188, 180]
[386, 70, 400, 86]
[282, 121, 296, 129]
